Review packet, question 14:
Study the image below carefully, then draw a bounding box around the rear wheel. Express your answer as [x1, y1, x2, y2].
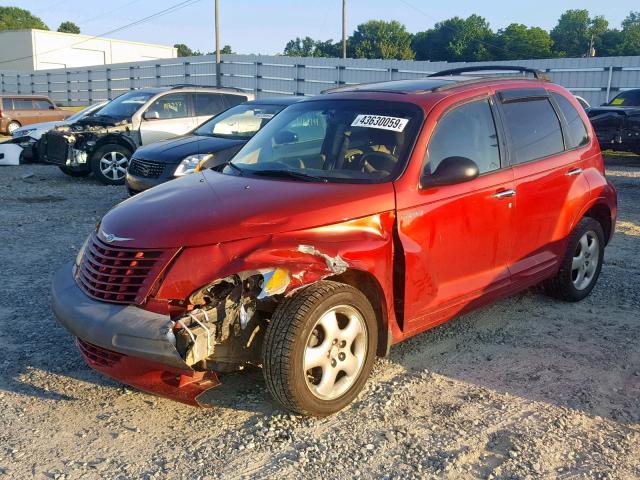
[262, 281, 378, 417]
[7, 121, 20, 135]
[544, 217, 605, 301]
[90, 144, 131, 185]
[58, 165, 90, 177]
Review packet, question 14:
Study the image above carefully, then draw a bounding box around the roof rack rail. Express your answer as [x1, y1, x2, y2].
[428, 65, 549, 81]
[169, 84, 246, 92]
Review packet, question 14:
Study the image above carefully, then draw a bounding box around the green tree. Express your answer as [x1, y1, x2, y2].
[0, 6, 48, 31]
[496, 24, 553, 60]
[550, 10, 608, 57]
[597, 29, 623, 56]
[412, 15, 495, 62]
[620, 11, 640, 55]
[220, 45, 234, 54]
[348, 20, 414, 59]
[57, 21, 80, 34]
[283, 36, 340, 57]
[174, 43, 194, 57]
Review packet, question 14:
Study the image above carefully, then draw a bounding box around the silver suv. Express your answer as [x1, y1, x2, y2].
[41, 85, 253, 185]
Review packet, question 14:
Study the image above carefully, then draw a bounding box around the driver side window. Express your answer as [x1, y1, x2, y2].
[145, 93, 189, 119]
[426, 99, 501, 175]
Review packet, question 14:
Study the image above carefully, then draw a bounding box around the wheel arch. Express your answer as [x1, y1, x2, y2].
[583, 202, 614, 245]
[327, 268, 390, 357]
[93, 135, 136, 154]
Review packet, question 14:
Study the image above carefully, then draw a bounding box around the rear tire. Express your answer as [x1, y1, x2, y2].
[58, 165, 90, 177]
[262, 281, 378, 417]
[544, 217, 605, 302]
[90, 143, 131, 185]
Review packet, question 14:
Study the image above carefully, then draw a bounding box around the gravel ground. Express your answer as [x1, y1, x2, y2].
[0, 158, 639, 480]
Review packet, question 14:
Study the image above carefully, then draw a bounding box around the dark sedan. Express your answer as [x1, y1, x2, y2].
[126, 97, 303, 194]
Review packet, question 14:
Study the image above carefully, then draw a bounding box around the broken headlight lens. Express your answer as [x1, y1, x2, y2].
[174, 154, 213, 177]
[258, 267, 291, 299]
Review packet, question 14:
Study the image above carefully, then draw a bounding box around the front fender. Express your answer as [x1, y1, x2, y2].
[154, 211, 400, 341]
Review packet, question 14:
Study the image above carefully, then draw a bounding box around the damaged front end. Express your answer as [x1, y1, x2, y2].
[42, 118, 135, 167]
[173, 268, 292, 372]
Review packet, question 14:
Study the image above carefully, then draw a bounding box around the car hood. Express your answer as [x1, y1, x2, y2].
[100, 170, 395, 249]
[134, 135, 246, 163]
[14, 121, 65, 139]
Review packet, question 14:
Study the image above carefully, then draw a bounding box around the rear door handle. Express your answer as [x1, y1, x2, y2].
[566, 168, 583, 176]
[492, 189, 516, 199]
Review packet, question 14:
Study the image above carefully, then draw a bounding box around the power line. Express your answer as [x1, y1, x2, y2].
[78, 0, 146, 27]
[0, 0, 203, 66]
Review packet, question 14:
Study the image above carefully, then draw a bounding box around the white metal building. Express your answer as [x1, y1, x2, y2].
[0, 29, 177, 72]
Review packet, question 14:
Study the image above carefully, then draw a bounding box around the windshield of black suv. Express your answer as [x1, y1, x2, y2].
[93, 91, 155, 120]
[607, 89, 640, 107]
[227, 99, 422, 183]
[194, 103, 286, 139]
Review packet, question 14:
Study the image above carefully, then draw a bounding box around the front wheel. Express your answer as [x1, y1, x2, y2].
[90, 144, 131, 185]
[544, 217, 605, 302]
[262, 281, 378, 417]
[7, 121, 20, 135]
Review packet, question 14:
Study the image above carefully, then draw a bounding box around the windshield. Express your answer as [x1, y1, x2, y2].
[607, 90, 640, 107]
[228, 100, 422, 183]
[194, 103, 285, 139]
[94, 91, 155, 119]
[66, 103, 104, 122]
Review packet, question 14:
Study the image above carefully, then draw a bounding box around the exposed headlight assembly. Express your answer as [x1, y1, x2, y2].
[174, 153, 213, 177]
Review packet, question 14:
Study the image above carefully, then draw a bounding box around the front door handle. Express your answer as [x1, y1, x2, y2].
[492, 189, 516, 199]
[566, 167, 583, 176]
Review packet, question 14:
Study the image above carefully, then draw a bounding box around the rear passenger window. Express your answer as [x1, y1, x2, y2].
[427, 99, 501, 174]
[194, 93, 225, 116]
[223, 94, 247, 108]
[501, 98, 564, 164]
[551, 93, 589, 149]
[2, 98, 12, 110]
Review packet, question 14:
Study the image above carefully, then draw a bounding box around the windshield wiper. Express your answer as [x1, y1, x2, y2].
[250, 169, 328, 182]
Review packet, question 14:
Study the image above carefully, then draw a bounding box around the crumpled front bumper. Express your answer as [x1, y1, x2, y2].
[51, 262, 220, 406]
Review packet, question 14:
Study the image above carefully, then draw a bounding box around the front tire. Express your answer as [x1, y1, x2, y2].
[262, 281, 378, 417]
[90, 144, 131, 185]
[544, 217, 605, 302]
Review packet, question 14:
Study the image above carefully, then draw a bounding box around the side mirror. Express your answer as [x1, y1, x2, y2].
[420, 156, 479, 189]
[143, 110, 160, 120]
[274, 130, 298, 145]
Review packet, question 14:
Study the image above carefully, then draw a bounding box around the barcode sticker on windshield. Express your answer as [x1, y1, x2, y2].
[351, 114, 409, 132]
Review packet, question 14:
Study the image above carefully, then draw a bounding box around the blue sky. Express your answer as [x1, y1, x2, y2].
[17, 0, 634, 54]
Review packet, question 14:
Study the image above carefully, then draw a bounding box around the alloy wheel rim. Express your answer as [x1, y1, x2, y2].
[99, 151, 129, 180]
[571, 231, 600, 290]
[8, 123, 18, 134]
[304, 304, 368, 401]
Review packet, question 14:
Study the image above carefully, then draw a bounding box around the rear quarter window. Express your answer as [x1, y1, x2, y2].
[501, 98, 564, 164]
[223, 94, 247, 108]
[2, 98, 12, 110]
[14, 99, 34, 110]
[33, 99, 54, 110]
[551, 92, 589, 149]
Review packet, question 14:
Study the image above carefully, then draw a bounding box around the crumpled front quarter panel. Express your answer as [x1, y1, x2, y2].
[155, 212, 399, 337]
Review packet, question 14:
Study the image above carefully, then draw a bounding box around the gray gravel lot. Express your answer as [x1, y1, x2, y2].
[0, 158, 639, 480]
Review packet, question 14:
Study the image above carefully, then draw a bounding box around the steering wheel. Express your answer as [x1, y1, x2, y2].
[359, 151, 398, 175]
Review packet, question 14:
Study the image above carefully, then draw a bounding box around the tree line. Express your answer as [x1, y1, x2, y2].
[284, 10, 640, 61]
[0, 6, 80, 34]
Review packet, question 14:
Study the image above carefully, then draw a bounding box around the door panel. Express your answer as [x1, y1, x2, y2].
[509, 153, 590, 283]
[395, 96, 514, 332]
[139, 93, 194, 145]
[398, 170, 515, 330]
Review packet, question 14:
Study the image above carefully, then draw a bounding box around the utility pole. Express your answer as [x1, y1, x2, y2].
[342, 0, 347, 59]
[215, 0, 221, 87]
